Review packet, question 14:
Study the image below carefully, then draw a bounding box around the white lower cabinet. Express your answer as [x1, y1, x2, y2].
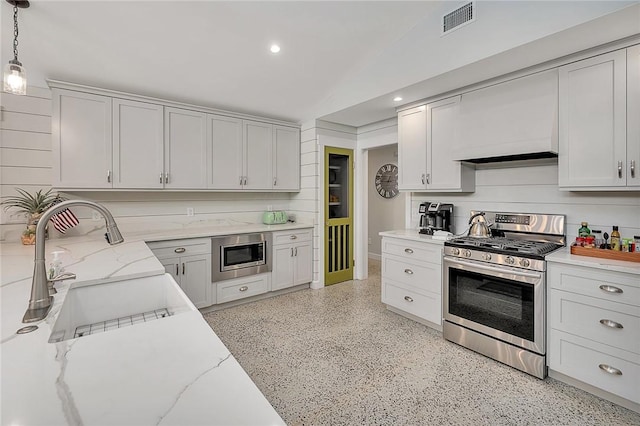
[216, 273, 270, 304]
[148, 238, 211, 308]
[547, 262, 640, 408]
[272, 229, 313, 291]
[380, 237, 443, 329]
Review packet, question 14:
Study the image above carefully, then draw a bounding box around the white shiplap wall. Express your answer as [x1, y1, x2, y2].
[410, 160, 640, 241]
[0, 87, 294, 241]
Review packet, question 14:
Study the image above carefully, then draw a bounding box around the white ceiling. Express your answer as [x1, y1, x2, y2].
[2, 1, 639, 127]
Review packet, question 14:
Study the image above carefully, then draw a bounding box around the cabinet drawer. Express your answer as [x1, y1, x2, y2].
[147, 238, 211, 258]
[549, 330, 640, 404]
[273, 229, 312, 245]
[382, 280, 441, 325]
[216, 273, 270, 304]
[549, 289, 640, 354]
[548, 263, 640, 306]
[382, 256, 441, 294]
[382, 237, 442, 265]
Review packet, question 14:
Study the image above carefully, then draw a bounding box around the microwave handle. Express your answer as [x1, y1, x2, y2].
[445, 257, 542, 279]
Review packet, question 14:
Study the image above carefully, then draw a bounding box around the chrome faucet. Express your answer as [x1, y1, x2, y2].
[23, 200, 124, 323]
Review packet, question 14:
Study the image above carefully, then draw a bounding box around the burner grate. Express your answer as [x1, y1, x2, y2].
[447, 237, 561, 256]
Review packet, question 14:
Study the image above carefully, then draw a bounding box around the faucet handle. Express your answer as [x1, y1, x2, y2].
[48, 272, 76, 283]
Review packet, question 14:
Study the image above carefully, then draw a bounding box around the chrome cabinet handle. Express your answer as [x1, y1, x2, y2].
[295, 247, 298, 256]
[599, 284, 623, 294]
[160, 173, 163, 184]
[404, 296, 414, 302]
[290, 235, 297, 240]
[165, 173, 169, 184]
[600, 319, 623, 329]
[239, 286, 249, 292]
[421, 174, 425, 185]
[273, 178, 277, 186]
[599, 364, 622, 376]
[291, 248, 294, 257]
[107, 170, 112, 183]
[240, 176, 243, 185]
[404, 268, 413, 275]
[631, 160, 636, 178]
[243, 177, 247, 185]
[426, 173, 430, 184]
[175, 264, 179, 276]
[182, 263, 185, 275]
[404, 248, 413, 254]
[618, 161, 623, 178]
[174, 247, 186, 253]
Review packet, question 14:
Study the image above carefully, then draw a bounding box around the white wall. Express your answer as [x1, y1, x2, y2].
[0, 88, 294, 242]
[367, 145, 405, 259]
[409, 160, 640, 241]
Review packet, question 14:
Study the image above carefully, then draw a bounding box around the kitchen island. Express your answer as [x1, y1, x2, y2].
[0, 223, 300, 425]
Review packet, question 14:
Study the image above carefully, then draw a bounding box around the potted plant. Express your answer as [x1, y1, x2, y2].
[1, 188, 63, 245]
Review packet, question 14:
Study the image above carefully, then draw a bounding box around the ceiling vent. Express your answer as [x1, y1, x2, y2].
[442, 2, 475, 35]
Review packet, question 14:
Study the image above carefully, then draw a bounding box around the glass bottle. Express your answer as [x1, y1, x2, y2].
[578, 222, 591, 238]
[610, 226, 621, 251]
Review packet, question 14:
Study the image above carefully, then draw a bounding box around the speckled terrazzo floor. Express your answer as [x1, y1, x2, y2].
[203, 260, 640, 426]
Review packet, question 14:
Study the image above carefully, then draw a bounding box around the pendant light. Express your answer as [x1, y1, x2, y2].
[3, 0, 30, 95]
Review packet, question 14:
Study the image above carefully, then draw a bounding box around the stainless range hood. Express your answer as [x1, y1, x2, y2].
[453, 69, 558, 164]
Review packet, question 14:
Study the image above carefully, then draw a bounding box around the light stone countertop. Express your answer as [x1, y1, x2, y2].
[0, 221, 313, 425]
[546, 246, 640, 275]
[379, 229, 448, 245]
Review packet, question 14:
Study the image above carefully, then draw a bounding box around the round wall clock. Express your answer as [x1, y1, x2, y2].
[375, 163, 399, 198]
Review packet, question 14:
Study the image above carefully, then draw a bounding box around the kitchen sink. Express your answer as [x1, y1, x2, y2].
[48, 274, 194, 343]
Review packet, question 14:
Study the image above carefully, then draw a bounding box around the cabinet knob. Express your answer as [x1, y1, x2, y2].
[599, 284, 623, 294]
[174, 247, 186, 253]
[599, 319, 623, 329]
[404, 269, 413, 275]
[404, 296, 414, 302]
[404, 248, 413, 254]
[599, 364, 622, 376]
[239, 286, 249, 292]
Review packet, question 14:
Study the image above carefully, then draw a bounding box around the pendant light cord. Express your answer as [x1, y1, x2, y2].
[13, 5, 19, 62]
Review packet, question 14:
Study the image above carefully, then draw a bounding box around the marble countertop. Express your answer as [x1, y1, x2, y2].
[379, 229, 448, 245]
[546, 247, 640, 275]
[0, 221, 301, 425]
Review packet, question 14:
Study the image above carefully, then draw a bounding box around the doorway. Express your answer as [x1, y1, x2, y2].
[324, 147, 354, 285]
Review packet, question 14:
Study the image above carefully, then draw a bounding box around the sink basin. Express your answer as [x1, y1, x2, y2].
[49, 274, 194, 343]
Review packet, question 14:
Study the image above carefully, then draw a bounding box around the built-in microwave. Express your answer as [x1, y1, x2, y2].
[211, 233, 271, 282]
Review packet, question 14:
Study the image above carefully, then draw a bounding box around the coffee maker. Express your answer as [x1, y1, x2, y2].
[419, 202, 454, 235]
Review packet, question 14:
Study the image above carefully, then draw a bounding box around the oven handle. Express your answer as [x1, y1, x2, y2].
[445, 257, 542, 279]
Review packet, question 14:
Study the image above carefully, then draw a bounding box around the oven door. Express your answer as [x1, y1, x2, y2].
[443, 256, 545, 354]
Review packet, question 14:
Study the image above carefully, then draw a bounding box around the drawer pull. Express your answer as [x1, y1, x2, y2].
[404, 296, 414, 302]
[599, 284, 623, 294]
[404, 269, 413, 275]
[599, 319, 623, 329]
[290, 235, 297, 240]
[174, 247, 186, 253]
[239, 286, 249, 292]
[599, 364, 622, 376]
[404, 248, 414, 254]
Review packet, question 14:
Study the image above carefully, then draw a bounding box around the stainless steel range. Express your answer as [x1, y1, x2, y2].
[443, 211, 565, 379]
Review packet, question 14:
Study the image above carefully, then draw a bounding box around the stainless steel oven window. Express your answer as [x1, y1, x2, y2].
[443, 257, 545, 354]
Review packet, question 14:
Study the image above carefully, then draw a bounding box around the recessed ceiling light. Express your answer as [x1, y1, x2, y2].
[270, 44, 281, 54]
[393, 96, 403, 102]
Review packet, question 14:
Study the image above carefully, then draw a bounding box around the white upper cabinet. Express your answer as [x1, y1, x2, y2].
[627, 45, 640, 187]
[455, 69, 558, 162]
[53, 90, 112, 188]
[243, 120, 273, 190]
[113, 99, 164, 189]
[272, 125, 300, 191]
[558, 49, 630, 189]
[426, 96, 474, 192]
[208, 114, 243, 190]
[397, 105, 428, 190]
[164, 107, 208, 189]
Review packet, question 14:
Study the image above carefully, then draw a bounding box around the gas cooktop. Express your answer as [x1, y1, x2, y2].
[445, 236, 563, 258]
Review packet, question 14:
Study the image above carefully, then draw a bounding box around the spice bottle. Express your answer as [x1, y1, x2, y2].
[610, 226, 621, 251]
[578, 222, 591, 237]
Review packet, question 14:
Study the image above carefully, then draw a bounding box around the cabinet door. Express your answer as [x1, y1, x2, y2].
[243, 120, 273, 190]
[272, 125, 300, 191]
[293, 242, 313, 285]
[397, 105, 427, 190]
[207, 114, 243, 189]
[52, 90, 112, 188]
[180, 254, 210, 308]
[164, 107, 208, 189]
[112, 99, 164, 189]
[628, 45, 640, 187]
[159, 256, 180, 283]
[272, 244, 294, 291]
[426, 96, 473, 191]
[559, 50, 627, 188]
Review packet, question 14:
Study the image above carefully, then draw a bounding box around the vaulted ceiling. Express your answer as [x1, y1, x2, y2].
[1, 1, 638, 127]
